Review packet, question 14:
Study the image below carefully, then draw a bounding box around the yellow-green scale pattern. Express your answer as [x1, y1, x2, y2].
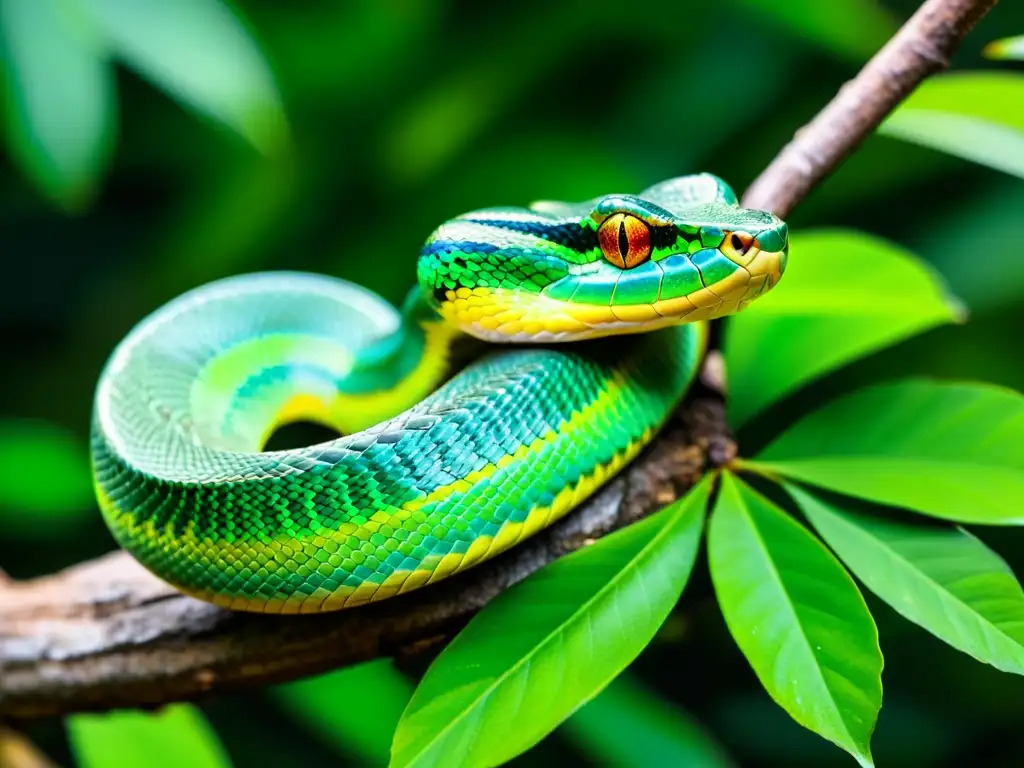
[91, 272, 705, 613]
[92, 174, 787, 614]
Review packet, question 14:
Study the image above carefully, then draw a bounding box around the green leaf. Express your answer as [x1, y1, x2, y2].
[881, 112, 1024, 179]
[789, 483, 1024, 676]
[563, 673, 735, 768]
[749, 380, 1024, 525]
[984, 35, 1024, 61]
[0, 420, 93, 528]
[390, 477, 712, 768]
[708, 472, 882, 767]
[0, 0, 115, 209]
[82, 0, 286, 153]
[730, 0, 895, 61]
[725, 229, 963, 426]
[68, 704, 232, 768]
[879, 72, 1024, 179]
[274, 660, 413, 765]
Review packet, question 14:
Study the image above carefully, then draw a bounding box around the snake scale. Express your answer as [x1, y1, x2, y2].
[91, 173, 788, 613]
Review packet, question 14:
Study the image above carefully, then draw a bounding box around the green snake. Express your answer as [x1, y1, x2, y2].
[91, 173, 788, 614]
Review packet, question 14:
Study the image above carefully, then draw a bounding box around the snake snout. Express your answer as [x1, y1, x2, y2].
[717, 215, 789, 317]
[756, 218, 788, 255]
[756, 217, 789, 278]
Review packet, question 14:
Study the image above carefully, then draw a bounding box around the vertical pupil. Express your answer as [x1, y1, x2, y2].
[597, 213, 652, 269]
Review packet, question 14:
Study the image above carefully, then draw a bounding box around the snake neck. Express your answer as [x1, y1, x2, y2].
[321, 288, 470, 435]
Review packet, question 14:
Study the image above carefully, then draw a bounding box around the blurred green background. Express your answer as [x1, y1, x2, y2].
[4, 0, 1024, 765]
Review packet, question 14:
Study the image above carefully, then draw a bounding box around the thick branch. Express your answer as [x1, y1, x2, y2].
[1, 384, 729, 719]
[0, 0, 998, 720]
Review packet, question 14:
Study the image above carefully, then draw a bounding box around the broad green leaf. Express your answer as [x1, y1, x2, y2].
[882, 72, 1024, 133]
[82, 0, 286, 153]
[789, 483, 1024, 675]
[0, 420, 93, 528]
[708, 472, 882, 767]
[879, 72, 1024, 179]
[725, 229, 963, 426]
[881, 112, 1024, 179]
[563, 673, 735, 768]
[730, 0, 895, 61]
[390, 477, 712, 768]
[749, 380, 1024, 525]
[274, 661, 413, 765]
[0, 0, 115, 209]
[984, 36, 1024, 61]
[68, 704, 232, 768]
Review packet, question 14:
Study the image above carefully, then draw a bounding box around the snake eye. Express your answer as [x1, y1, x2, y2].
[598, 213, 652, 269]
[721, 231, 755, 260]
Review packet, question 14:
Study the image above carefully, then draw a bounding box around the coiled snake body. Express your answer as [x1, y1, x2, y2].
[91, 174, 788, 613]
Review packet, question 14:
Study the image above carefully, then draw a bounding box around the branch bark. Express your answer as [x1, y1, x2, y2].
[743, 0, 997, 218]
[0, 0, 999, 720]
[1, 384, 730, 719]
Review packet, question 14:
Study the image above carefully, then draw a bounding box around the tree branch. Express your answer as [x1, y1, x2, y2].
[0, 0, 999, 720]
[743, 0, 997, 218]
[1, 384, 730, 719]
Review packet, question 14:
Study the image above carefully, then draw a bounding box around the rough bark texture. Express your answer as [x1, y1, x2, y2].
[1, 383, 730, 720]
[0, 0, 999, 721]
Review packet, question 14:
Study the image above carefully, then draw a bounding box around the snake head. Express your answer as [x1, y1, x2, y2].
[417, 174, 788, 342]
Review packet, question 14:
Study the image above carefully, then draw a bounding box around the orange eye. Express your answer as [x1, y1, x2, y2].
[598, 213, 652, 269]
[721, 231, 755, 261]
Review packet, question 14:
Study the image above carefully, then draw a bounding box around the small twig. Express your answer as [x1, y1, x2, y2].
[742, 0, 998, 217]
[0, 0, 999, 720]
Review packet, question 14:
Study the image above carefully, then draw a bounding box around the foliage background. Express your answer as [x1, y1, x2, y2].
[3, 0, 1024, 765]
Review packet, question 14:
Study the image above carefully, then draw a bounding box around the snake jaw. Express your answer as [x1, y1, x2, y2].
[431, 242, 787, 343]
[424, 248, 790, 343]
